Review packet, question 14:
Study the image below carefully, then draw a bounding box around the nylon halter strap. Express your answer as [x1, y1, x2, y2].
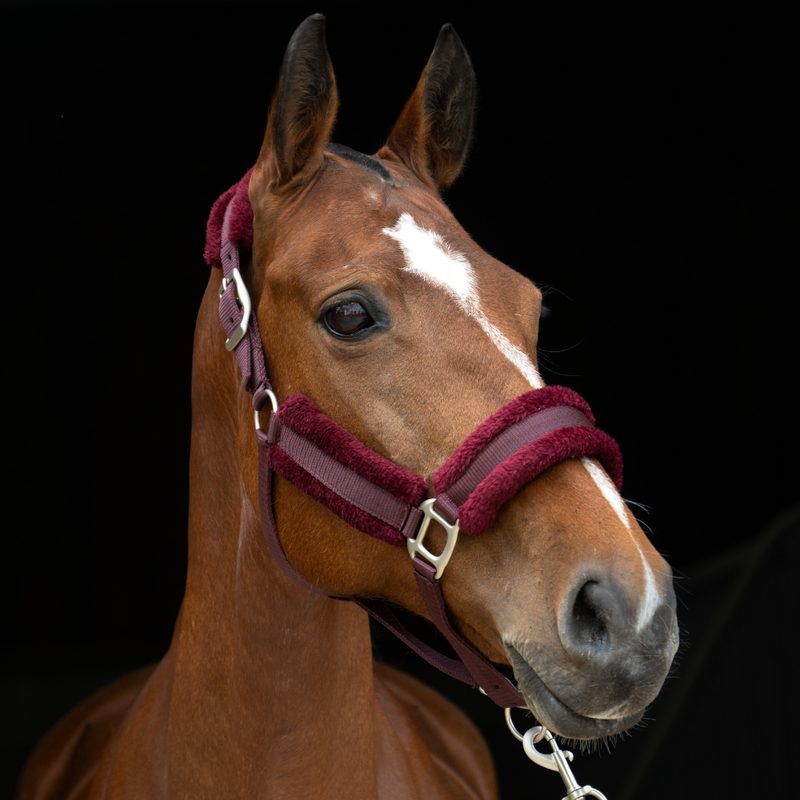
[215, 199, 623, 709]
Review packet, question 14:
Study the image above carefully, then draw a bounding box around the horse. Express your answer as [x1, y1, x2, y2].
[17, 15, 678, 800]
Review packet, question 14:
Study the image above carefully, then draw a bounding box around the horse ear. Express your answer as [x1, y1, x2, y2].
[379, 24, 476, 191]
[255, 14, 338, 188]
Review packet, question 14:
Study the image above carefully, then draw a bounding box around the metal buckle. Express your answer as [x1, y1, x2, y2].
[407, 498, 459, 579]
[218, 267, 252, 352]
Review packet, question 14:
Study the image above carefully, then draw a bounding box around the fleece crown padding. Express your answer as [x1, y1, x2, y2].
[204, 168, 255, 269]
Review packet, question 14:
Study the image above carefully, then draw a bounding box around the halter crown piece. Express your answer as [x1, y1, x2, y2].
[207, 171, 623, 712]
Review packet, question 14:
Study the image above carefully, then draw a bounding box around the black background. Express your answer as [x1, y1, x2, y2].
[4, 2, 798, 798]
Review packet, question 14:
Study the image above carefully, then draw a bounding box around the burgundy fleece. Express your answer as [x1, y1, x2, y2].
[433, 387, 623, 536]
[204, 168, 255, 269]
[434, 387, 596, 492]
[455, 426, 623, 535]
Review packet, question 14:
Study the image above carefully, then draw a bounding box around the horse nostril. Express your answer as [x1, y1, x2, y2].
[560, 576, 631, 659]
[570, 581, 610, 650]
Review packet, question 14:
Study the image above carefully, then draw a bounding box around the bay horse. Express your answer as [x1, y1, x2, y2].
[18, 15, 678, 800]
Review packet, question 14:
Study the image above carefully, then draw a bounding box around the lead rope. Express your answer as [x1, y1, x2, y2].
[505, 709, 609, 800]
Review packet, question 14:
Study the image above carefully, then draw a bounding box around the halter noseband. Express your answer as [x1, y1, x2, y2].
[213, 193, 623, 709]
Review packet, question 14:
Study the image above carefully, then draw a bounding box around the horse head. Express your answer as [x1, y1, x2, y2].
[201, 14, 678, 742]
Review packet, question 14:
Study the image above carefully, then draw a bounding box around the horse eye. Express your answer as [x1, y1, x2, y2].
[324, 302, 374, 337]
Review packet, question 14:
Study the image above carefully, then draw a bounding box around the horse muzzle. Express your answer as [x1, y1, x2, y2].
[505, 569, 679, 739]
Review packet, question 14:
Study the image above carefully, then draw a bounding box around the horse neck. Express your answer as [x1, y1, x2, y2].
[165, 280, 379, 796]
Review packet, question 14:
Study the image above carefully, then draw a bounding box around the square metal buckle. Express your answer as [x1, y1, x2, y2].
[407, 498, 460, 579]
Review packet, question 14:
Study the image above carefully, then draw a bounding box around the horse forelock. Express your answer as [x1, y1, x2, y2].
[326, 143, 393, 182]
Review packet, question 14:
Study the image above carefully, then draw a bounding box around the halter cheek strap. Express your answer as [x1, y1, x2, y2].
[214, 197, 623, 709]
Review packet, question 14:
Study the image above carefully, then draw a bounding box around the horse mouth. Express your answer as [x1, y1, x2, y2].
[505, 644, 644, 740]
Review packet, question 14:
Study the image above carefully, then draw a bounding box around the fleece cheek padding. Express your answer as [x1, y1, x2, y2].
[268, 393, 428, 547]
[268, 390, 623, 542]
[268, 447, 411, 546]
[275, 394, 428, 502]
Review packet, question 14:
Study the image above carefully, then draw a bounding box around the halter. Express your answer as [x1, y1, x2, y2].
[213, 192, 623, 711]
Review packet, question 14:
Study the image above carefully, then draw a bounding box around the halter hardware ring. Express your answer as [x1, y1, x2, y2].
[407, 498, 459, 579]
[218, 267, 252, 352]
[505, 706, 544, 744]
[254, 389, 280, 431]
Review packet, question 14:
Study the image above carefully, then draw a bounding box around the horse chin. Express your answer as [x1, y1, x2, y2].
[505, 644, 644, 740]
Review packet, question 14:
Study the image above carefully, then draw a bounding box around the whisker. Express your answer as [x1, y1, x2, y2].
[537, 351, 585, 379]
[538, 340, 585, 356]
[623, 498, 652, 514]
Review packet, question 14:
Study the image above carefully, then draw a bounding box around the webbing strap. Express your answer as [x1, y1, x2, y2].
[353, 597, 478, 686]
[218, 201, 269, 397]
[255, 427, 328, 597]
[413, 558, 524, 707]
[276, 421, 415, 531]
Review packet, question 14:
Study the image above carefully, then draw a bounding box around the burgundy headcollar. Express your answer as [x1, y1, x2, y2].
[209, 185, 623, 709]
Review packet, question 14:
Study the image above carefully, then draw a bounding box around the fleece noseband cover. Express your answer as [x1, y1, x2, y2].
[267, 387, 623, 546]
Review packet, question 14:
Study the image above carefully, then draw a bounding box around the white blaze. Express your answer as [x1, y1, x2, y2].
[383, 213, 658, 628]
[382, 213, 543, 388]
[580, 457, 661, 630]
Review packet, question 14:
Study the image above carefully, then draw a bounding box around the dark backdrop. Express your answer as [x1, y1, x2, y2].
[4, 2, 798, 798]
